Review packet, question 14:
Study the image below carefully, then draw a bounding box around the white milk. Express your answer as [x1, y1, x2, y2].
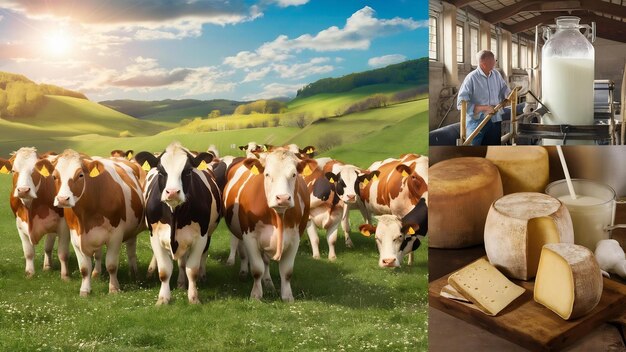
[558, 195, 613, 250]
[541, 56, 594, 145]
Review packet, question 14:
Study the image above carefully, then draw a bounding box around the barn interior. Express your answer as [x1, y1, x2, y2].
[429, 0, 626, 146]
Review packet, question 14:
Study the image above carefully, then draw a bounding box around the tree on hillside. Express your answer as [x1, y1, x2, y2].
[207, 109, 221, 118]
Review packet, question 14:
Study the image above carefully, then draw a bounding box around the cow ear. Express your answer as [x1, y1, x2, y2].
[243, 158, 264, 175]
[193, 152, 214, 170]
[299, 145, 316, 157]
[0, 158, 12, 174]
[324, 172, 339, 184]
[135, 151, 159, 171]
[297, 159, 316, 176]
[35, 159, 54, 177]
[396, 162, 416, 178]
[402, 223, 419, 236]
[263, 144, 273, 152]
[358, 170, 380, 186]
[125, 150, 134, 160]
[238, 145, 247, 151]
[359, 224, 376, 238]
[86, 160, 105, 178]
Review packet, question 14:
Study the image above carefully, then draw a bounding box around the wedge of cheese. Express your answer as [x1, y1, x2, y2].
[448, 258, 525, 316]
[484, 192, 574, 280]
[429, 157, 503, 248]
[534, 243, 603, 320]
[485, 146, 549, 194]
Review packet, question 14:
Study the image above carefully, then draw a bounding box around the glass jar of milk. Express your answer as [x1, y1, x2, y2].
[541, 17, 595, 145]
[545, 179, 623, 251]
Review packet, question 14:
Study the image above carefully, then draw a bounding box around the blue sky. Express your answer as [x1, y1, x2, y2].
[0, 0, 427, 101]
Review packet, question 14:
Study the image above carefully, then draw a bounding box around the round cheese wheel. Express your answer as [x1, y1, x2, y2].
[429, 157, 503, 248]
[485, 146, 549, 194]
[534, 243, 603, 320]
[484, 192, 574, 280]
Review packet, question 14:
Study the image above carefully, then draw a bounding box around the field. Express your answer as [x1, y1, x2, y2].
[0, 88, 428, 351]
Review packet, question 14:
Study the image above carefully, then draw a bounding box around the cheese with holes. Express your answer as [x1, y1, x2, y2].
[429, 157, 503, 248]
[448, 258, 525, 316]
[485, 146, 549, 194]
[485, 192, 574, 280]
[534, 243, 603, 320]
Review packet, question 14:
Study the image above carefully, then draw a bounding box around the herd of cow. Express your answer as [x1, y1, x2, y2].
[0, 142, 428, 304]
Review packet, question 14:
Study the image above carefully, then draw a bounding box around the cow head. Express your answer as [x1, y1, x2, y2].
[1, 148, 54, 204]
[110, 149, 134, 160]
[238, 142, 265, 158]
[135, 142, 213, 210]
[395, 162, 427, 202]
[243, 150, 307, 214]
[53, 150, 103, 208]
[333, 167, 379, 204]
[359, 215, 419, 268]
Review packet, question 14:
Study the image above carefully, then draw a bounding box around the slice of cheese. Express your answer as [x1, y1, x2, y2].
[484, 192, 574, 280]
[448, 258, 526, 316]
[429, 157, 503, 248]
[534, 243, 603, 320]
[485, 146, 549, 194]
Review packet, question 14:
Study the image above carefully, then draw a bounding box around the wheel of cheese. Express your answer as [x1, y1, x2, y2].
[429, 157, 503, 248]
[484, 192, 574, 280]
[485, 146, 549, 194]
[534, 243, 603, 320]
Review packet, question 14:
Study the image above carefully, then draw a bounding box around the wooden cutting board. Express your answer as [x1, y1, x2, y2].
[429, 272, 626, 351]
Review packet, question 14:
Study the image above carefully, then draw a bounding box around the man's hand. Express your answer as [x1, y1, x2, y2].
[474, 105, 496, 115]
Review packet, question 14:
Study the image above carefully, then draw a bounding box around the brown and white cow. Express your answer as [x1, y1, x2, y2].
[359, 211, 422, 268]
[52, 149, 145, 296]
[224, 150, 310, 301]
[0, 148, 70, 280]
[135, 142, 222, 305]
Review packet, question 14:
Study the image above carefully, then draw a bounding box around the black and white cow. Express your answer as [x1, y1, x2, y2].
[135, 142, 223, 305]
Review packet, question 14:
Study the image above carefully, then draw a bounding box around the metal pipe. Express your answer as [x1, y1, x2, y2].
[511, 88, 517, 145]
[460, 100, 467, 144]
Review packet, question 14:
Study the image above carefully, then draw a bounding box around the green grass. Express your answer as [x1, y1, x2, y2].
[0, 174, 427, 351]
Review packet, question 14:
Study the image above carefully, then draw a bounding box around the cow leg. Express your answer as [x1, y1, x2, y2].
[105, 238, 123, 294]
[147, 255, 157, 278]
[226, 235, 239, 266]
[358, 199, 372, 224]
[279, 236, 300, 303]
[43, 233, 55, 271]
[261, 253, 275, 292]
[125, 236, 138, 280]
[57, 221, 71, 281]
[150, 235, 173, 305]
[327, 222, 340, 261]
[242, 236, 264, 300]
[306, 221, 321, 259]
[16, 218, 35, 278]
[92, 247, 103, 278]
[185, 239, 206, 304]
[341, 204, 354, 249]
[238, 240, 249, 280]
[177, 257, 188, 289]
[199, 250, 208, 282]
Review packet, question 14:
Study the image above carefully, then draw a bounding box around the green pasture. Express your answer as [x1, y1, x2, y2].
[0, 174, 428, 351]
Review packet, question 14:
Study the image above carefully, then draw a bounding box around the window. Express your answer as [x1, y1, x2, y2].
[491, 36, 498, 64]
[429, 16, 438, 60]
[512, 42, 519, 68]
[520, 44, 528, 68]
[456, 25, 464, 63]
[470, 26, 479, 66]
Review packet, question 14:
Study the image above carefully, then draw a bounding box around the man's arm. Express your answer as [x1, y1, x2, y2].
[457, 76, 475, 115]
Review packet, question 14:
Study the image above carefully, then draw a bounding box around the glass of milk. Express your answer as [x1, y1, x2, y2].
[545, 179, 624, 251]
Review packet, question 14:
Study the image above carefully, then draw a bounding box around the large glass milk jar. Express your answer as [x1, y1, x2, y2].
[541, 17, 595, 134]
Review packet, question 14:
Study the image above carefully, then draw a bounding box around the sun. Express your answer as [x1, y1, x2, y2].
[45, 30, 74, 57]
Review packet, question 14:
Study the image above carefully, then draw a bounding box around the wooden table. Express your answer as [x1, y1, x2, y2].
[428, 203, 626, 351]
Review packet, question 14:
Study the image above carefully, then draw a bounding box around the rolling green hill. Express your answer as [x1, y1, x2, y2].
[100, 99, 245, 123]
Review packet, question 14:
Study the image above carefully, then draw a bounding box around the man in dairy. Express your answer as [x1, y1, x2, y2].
[457, 50, 511, 145]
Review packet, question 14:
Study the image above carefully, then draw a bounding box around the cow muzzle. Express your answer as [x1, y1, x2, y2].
[16, 186, 34, 199]
[272, 194, 292, 209]
[163, 188, 184, 208]
[343, 194, 357, 203]
[380, 257, 399, 268]
[55, 195, 73, 208]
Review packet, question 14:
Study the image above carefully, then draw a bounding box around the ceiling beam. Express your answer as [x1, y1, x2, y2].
[580, 0, 626, 19]
[485, 1, 568, 24]
[481, 0, 625, 25]
[504, 12, 569, 33]
[577, 14, 626, 44]
[448, 0, 476, 8]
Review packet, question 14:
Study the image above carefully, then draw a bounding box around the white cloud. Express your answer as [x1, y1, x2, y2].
[335, 57, 345, 63]
[223, 6, 423, 69]
[272, 57, 334, 79]
[243, 66, 272, 82]
[243, 83, 304, 100]
[269, 0, 310, 7]
[368, 54, 407, 67]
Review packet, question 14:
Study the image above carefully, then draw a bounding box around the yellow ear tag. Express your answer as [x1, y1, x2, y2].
[89, 167, 100, 177]
[38, 166, 50, 177]
[0, 165, 9, 174]
[329, 178, 335, 184]
[401, 170, 409, 177]
[362, 178, 369, 186]
[142, 161, 151, 171]
[302, 165, 312, 176]
[197, 160, 208, 171]
[408, 227, 416, 235]
[361, 230, 371, 237]
[306, 148, 314, 154]
[127, 152, 133, 160]
[372, 174, 378, 181]
[250, 165, 260, 175]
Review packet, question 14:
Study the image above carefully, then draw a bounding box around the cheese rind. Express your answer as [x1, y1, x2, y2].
[448, 258, 526, 316]
[430, 157, 503, 248]
[534, 243, 603, 320]
[485, 146, 549, 194]
[484, 192, 574, 280]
